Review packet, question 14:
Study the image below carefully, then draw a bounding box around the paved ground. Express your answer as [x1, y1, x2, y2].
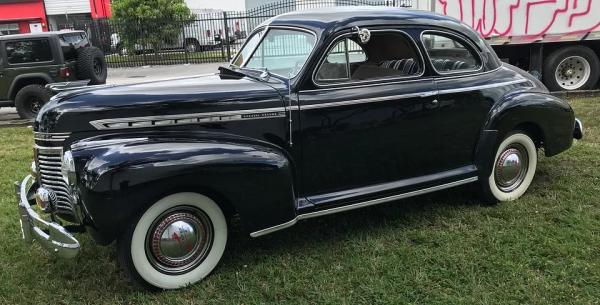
[0, 63, 227, 125]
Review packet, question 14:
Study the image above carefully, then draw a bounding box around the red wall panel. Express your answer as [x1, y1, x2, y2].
[0, 0, 48, 33]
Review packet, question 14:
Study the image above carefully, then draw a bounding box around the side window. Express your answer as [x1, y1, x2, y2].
[421, 32, 481, 73]
[5, 39, 52, 64]
[316, 31, 422, 84]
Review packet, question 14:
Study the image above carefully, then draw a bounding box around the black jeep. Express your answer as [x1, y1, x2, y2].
[0, 31, 108, 119]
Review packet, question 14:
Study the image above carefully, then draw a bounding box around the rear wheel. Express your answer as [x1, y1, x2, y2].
[117, 192, 227, 290]
[543, 45, 600, 91]
[14, 84, 51, 119]
[185, 40, 200, 53]
[481, 132, 538, 203]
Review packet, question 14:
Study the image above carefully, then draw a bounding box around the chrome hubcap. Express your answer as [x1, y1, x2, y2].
[146, 207, 213, 274]
[494, 144, 528, 193]
[555, 56, 591, 90]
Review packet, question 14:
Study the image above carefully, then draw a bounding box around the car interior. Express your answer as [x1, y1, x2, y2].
[316, 32, 422, 82]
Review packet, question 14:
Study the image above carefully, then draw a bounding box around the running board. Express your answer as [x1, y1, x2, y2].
[250, 176, 478, 237]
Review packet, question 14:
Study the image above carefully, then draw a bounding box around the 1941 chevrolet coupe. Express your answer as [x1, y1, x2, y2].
[16, 7, 584, 290]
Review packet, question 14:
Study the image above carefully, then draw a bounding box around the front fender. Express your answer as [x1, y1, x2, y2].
[71, 131, 296, 244]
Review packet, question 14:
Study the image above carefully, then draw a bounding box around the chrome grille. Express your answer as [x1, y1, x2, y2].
[35, 136, 75, 218]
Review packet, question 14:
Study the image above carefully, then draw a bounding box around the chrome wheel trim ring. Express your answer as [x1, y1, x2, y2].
[555, 55, 591, 90]
[494, 143, 529, 193]
[145, 206, 214, 275]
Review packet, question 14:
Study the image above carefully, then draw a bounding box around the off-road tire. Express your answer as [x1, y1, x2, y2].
[76, 47, 107, 85]
[14, 84, 51, 119]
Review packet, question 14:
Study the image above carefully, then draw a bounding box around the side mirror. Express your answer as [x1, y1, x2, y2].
[354, 26, 371, 44]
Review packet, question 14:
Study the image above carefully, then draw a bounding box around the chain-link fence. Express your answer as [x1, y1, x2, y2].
[50, 0, 412, 68]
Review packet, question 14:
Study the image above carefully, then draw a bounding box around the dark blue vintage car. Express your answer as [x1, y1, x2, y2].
[16, 7, 583, 290]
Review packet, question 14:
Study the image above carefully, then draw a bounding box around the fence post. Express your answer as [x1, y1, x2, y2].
[223, 11, 231, 61]
[182, 20, 189, 64]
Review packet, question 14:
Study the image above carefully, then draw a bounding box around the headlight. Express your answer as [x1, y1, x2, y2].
[61, 150, 76, 185]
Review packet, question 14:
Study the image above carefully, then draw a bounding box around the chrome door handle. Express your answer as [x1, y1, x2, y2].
[430, 99, 439, 105]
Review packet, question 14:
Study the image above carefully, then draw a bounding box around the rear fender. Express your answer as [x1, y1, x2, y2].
[474, 90, 575, 179]
[71, 131, 296, 244]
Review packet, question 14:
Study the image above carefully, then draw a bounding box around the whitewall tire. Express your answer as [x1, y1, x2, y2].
[118, 192, 227, 290]
[483, 132, 538, 202]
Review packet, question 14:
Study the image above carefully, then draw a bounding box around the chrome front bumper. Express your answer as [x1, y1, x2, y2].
[15, 175, 80, 258]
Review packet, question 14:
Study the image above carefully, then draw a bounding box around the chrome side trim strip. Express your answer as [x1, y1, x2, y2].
[34, 132, 70, 142]
[297, 79, 528, 110]
[250, 176, 478, 237]
[299, 91, 438, 110]
[89, 107, 287, 130]
[437, 79, 530, 95]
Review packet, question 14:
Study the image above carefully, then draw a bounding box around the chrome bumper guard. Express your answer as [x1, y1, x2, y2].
[15, 175, 80, 258]
[574, 118, 584, 140]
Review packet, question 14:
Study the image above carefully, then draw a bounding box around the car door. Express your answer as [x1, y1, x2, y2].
[297, 29, 441, 203]
[420, 30, 498, 170]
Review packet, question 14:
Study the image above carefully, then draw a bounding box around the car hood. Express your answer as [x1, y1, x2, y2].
[35, 74, 285, 133]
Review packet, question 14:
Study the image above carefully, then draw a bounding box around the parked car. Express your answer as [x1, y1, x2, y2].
[0, 31, 108, 119]
[16, 7, 583, 290]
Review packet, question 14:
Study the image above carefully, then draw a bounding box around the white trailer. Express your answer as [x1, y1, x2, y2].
[413, 0, 600, 91]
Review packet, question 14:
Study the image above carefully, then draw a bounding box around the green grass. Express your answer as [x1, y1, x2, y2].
[1, 97, 599, 304]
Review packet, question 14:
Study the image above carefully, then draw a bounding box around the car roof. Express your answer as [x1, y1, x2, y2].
[264, 6, 483, 45]
[267, 6, 456, 29]
[0, 30, 85, 41]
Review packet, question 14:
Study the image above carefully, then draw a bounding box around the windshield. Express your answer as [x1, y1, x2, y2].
[233, 28, 316, 78]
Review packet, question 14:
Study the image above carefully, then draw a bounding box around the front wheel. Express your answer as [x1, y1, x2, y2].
[481, 132, 538, 203]
[117, 192, 228, 290]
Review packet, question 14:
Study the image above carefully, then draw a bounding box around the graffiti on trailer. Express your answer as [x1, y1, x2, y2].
[438, 0, 600, 38]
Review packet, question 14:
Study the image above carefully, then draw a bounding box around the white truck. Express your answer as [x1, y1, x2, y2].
[412, 0, 600, 91]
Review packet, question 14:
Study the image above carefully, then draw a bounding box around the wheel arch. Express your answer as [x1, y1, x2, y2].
[9, 74, 52, 99]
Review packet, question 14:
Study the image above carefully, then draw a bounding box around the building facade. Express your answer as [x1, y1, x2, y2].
[0, 0, 110, 35]
[0, 0, 48, 35]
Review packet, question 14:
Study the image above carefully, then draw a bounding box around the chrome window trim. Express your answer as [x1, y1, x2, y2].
[312, 29, 427, 88]
[297, 78, 529, 110]
[420, 30, 484, 76]
[89, 107, 287, 130]
[232, 25, 318, 80]
[250, 176, 479, 237]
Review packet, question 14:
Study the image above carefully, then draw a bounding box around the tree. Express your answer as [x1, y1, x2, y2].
[111, 0, 194, 53]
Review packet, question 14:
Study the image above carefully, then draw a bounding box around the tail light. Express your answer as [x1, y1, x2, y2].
[59, 67, 71, 78]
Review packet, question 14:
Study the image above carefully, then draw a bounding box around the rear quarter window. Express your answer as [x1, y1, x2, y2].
[5, 39, 53, 64]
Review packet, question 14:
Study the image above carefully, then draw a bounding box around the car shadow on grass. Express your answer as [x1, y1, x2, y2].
[40, 168, 557, 294]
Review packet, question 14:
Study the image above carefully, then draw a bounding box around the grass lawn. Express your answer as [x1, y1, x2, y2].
[0, 97, 599, 304]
